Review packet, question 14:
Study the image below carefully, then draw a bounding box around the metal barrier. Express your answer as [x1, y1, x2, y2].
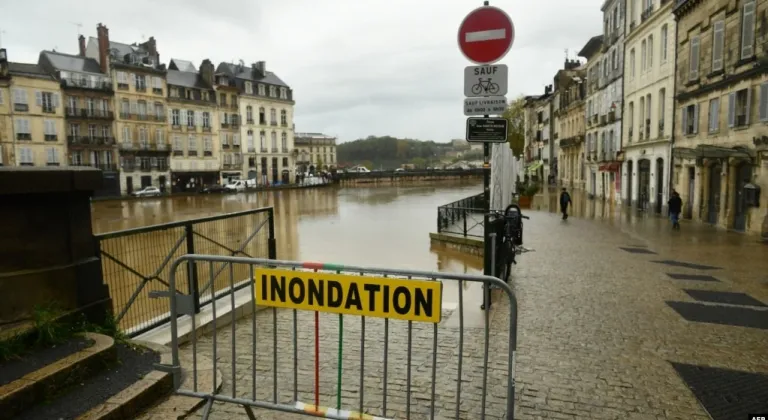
[95, 207, 276, 336]
[437, 192, 486, 238]
[156, 254, 518, 420]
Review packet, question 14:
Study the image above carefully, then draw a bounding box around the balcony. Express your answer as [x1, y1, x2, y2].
[223, 162, 243, 169]
[153, 88, 163, 95]
[157, 143, 169, 151]
[281, 122, 288, 127]
[60, 77, 113, 93]
[16, 133, 31, 140]
[88, 163, 118, 172]
[135, 85, 147, 92]
[259, 120, 267, 126]
[248, 147, 256, 153]
[122, 164, 136, 172]
[223, 143, 231, 149]
[281, 148, 288, 153]
[247, 119, 255, 125]
[641, 5, 654, 22]
[14, 103, 29, 112]
[45, 134, 58, 142]
[270, 121, 278, 126]
[119, 112, 165, 122]
[188, 150, 198, 157]
[271, 148, 279, 153]
[202, 126, 212, 133]
[117, 83, 129, 90]
[221, 122, 230, 129]
[261, 148, 268, 153]
[120, 142, 135, 150]
[232, 143, 241, 148]
[66, 108, 115, 120]
[42, 106, 56, 114]
[68, 136, 116, 146]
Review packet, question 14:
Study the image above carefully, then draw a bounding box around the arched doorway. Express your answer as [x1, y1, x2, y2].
[638, 159, 651, 211]
[655, 158, 664, 214]
[733, 162, 752, 231]
[707, 163, 722, 224]
[309, 165, 315, 175]
[626, 160, 634, 207]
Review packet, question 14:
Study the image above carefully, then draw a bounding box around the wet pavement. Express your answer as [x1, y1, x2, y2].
[132, 185, 768, 420]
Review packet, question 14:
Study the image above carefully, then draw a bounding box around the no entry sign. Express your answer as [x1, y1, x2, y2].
[458, 5, 515, 64]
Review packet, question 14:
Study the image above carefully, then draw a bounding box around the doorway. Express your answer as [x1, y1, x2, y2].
[685, 167, 695, 219]
[141, 176, 152, 188]
[159, 175, 166, 192]
[638, 159, 651, 211]
[707, 164, 722, 224]
[126, 176, 134, 195]
[733, 163, 752, 231]
[626, 161, 633, 207]
[655, 158, 664, 214]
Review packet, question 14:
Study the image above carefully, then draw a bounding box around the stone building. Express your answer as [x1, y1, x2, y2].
[623, 0, 676, 213]
[216, 61, 295, 185]
[579, 35, 605, 198]
[166, 59, 221, 192]
[211, 69, 243, 183]
[294, 132, 337, 174]
[38, 46, 120, 196]
[85, 24, 169, 194]
[552, 60, 587, 189]
[522, 86, 554, 182]
[0, 49, 67, 172]
[672, 0, 768, 235]
[521, 95, 540, 166]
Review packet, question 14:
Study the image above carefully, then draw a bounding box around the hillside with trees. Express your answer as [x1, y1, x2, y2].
[337, 136, 452, 169]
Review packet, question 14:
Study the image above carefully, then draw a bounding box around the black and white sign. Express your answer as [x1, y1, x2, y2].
[464, 64, 508, 97]
[465, 117, 508, 143]
[464, 96, 507, 116]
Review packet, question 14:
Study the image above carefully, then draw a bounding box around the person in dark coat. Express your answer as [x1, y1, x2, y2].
[668, 190, 683, 230]
[559, 188, 572, 220]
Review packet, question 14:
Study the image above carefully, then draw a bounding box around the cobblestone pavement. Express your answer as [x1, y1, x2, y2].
[140, 194, 768, 420]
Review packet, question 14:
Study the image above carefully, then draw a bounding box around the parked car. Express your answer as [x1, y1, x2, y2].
[224, 180, 246, 192]
[394, 168, 405, 172]
[201, 184, 226, 194]
[132, 186, 162, 197]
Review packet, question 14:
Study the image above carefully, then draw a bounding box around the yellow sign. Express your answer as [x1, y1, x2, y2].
[254, 268, 442, 323]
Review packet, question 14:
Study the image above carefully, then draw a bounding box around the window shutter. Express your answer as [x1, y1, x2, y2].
[712, 99, 720, 131]
[180, 109, 187, 126]
[130, 101, 137, 115]
[53, 93, 60, 108]
[197, 111, 202, 126]
[692, 104, 699, 134]
[727, 92, 736, 127]
[712, 21, 724, 71]
[689, 37, 699, 80]
[759, 82, 768, 122]
[681, 107, 688, 134]
[35, 91, 42, 106]
[131, 73, 137, 86]
[744, 87, 752, 125]
[741, 1, 755, 59]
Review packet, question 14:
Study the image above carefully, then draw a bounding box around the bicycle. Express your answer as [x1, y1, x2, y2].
[471, 78, 500, 95]
[480, 203, 530, 311]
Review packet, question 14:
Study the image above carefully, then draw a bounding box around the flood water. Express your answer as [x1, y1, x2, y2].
[91, 181, 484, 275]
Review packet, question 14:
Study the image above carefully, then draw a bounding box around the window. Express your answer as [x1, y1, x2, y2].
[121, 99, 130, 117]
[19, 147, 34, 165]
[280, 88, 287, 99]
[280, 110, 287, 125]
[630, 49, 635, 78]
[271, 131, 277, 150]
[760, 82, 768, 122]
[658, 88, 666, 133]
[38, 91, 56, 112]
[712, 20, 725, 72]
[102, 126, 111, 139]
[138, 127, 148, 145]
[247, 106, 253, 123]
[741, 0, 756, 59]
[156, 129, 164, 144]
[628, 102, 634, 140]
[689, 36, 700, 80]
[728, 88, 751, 128]
[137, 100, 147, 117]
[245, 82, 253, 94]
[122, 125, 132, 142]
[14, 118, 31, 139]
[188, 135, 197, 151]
[660, 25, 668, 62]
[708, 98, 720, 132]
[612, 49, 618, 69]
[204, 137, 212, 151]
[270, 108, 277, 124]
[173, 136, 183, 151]
[681, 104, 699, 135]
[258, 84, 265, 95]
[247, 130, 254, 148]
[203, 112, 210, 128]
[155, 103, 164, 118]
[219, 93, 227, 105]
[88, 124, 97, 139]
[172, 109, 180, 126]
[260, 131, 266, 150]
[259, 107, 266, 124]
[647, 35, 653, 69]
[135, 74, 146, 90]
[233, 133, 240, 146]
[44, 119, 57, 138]
[187, 110, 195, 127]
[281, 132, 287, 151]
[269, 86, 276, 97]
[641, 40, 647, 71]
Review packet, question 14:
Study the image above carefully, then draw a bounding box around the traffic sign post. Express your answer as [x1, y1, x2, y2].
[457, 4, 515, 64]
[464, 96, 508, 116]
[465, 64, 509, 97]
[466, 117, 509, 142]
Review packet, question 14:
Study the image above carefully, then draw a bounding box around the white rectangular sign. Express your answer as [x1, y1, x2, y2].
[464, 64, 508, 97]
[464, 96, 508, 116]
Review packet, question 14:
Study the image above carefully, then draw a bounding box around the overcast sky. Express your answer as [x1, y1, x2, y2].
[1, 0, 604, 143]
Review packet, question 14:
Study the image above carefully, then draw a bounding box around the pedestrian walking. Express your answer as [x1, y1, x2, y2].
[559, 187, 572, 220]
[668, 190, 683, 230]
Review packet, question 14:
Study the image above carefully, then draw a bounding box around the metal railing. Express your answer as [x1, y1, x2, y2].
[436, 192, 486, 238]
[95, 207, 276, 336]
[156, 254, 518, 420]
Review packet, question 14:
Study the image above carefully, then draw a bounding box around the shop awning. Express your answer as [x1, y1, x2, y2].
[673, 145, 755, 160]
[526, 161, 543, 173]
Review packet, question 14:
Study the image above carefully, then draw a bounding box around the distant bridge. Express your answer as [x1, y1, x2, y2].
[336, 168, 484, 185]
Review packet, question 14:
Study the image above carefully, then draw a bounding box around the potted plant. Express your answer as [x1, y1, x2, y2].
[516, 183, 539, 209]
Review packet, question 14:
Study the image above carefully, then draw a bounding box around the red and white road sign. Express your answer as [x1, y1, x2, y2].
[457, 6, 515, 65]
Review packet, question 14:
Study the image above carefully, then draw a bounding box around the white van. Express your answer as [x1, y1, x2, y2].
[224, 180, 246, 192]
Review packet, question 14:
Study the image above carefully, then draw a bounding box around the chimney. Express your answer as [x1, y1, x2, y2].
[78, 35, 86, 57]
[146, 36, 158, 60]
[200, 59, 214, 86]
[96, 23, 110, 73]
[0, 49, 8, 77]
[256, 60, 266, 74]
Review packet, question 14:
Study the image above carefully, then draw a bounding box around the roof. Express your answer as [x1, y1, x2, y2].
[40, 50, 102, 74]
[166, 69, 210, 89]
[8, 62, 54, 80]
[295, 132, 335, 139]
[578, 35, 604, 59]
[217, 62, 290, 88]
[169, 58, 196, 72]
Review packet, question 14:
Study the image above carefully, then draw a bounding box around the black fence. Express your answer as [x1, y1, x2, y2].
[95, 207, 276, 336]
[436, 192, 486, 238]
[338, 168, 484, 181]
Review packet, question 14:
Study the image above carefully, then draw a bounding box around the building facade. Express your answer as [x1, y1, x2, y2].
[522, 87, 554, 182]
[294, 132, 337, 174]
[212, 67, 243, 183]
[216, 61, 295, 185]
[38, 46, 121, 196]
[623, 0, 676, 213]
[672, 0, 768, 234]
[580, 35, 605, 197]
[85, 24, 169, 194]
[553, 60, 587, 189]
[0, 49, 67, 171]
[166, 59, 221, 191]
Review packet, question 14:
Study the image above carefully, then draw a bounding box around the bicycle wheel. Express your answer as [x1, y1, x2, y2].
[471, 84, 483, 95]
[504, 241, 514, 280]
[488, 83, 500, 94]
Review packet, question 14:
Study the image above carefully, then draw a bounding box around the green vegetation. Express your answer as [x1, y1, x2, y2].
[0, 305, 126, 363]
[502, 96, 525, 157]
[337, 136, 451, 169]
